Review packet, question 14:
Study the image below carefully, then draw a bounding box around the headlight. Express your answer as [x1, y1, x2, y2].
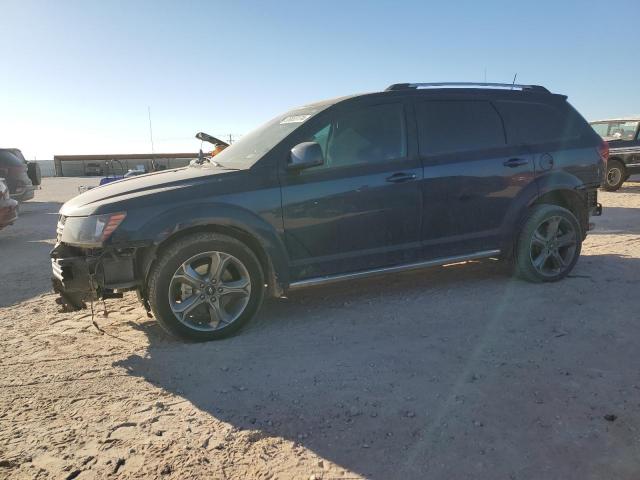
[61, 212, 127, 247]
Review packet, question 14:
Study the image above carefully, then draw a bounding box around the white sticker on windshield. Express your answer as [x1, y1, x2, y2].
[280, 114, 311, 124]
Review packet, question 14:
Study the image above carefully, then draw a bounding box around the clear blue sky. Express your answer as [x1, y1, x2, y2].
[2, 0, 638, 160]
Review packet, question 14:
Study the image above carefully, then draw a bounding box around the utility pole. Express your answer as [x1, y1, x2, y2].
[148, 106, 155, 153]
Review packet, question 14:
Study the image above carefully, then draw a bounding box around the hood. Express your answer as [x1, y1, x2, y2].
[61, 165, 244, 216]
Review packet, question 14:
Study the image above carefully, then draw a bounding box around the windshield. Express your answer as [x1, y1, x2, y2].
[591, 120, 639, 141]
[200, 105, 330, 168]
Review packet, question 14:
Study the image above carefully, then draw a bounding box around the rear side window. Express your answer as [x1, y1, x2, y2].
[416, 100, 506, 155]
[494, 100, 585, 145]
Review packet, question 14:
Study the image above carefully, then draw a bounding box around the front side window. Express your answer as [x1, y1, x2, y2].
[590, 121, 639, 141]
[304, 103, 407, 170]
[415, 100, 505, 155]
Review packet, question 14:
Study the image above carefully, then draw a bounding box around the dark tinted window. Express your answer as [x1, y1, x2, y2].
[494, 100, 584, 145]
[305, 103, 406, 170]
[416, 100, 505, 155]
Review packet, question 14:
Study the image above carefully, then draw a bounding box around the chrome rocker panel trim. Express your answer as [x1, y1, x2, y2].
[289, 249, 501, 290]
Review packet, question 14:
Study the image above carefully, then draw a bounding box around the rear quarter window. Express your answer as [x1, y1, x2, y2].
[415, 100, 506, 155]
[494, 100, 587, 145]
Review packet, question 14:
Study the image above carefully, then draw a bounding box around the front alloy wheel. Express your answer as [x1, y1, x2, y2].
[148, 233, 264, 341]
[169, 251, 251, 332]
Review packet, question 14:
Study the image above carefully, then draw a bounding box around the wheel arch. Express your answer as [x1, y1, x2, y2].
[530, 189, 586, 228]
[531, 172, 588, 229]
[137, 204, 289, 299]
[608, 156, 625, 167]
[501, 177, 588, 258]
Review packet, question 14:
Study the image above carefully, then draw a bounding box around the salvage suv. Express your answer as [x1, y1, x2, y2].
[52, 82, 605, 341]
[590, 117, 640, 191]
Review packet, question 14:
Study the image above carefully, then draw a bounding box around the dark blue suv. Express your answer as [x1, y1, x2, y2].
[52, 82, 605, 341]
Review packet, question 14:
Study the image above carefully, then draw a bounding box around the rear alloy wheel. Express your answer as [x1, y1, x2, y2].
[514, 205, 582, 282]
[148, 233, 264, 341]
[603, 159, 625, 191]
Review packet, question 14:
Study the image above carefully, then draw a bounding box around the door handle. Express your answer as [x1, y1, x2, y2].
[386, 172, 416, 183]
[503, 158, 528, 168]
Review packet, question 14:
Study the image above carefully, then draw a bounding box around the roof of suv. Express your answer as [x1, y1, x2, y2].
[299, 82, 561, 111]
[384, 82, 551, 93]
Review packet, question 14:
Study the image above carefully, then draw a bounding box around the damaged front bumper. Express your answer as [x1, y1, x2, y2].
[51, 243, 139, 311]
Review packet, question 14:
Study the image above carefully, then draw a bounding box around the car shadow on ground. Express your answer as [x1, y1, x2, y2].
[114, 252, 640, 479]
[0, 201, 61, 306]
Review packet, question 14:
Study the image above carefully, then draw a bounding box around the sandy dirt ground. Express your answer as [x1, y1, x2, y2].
[1, 176, 639, 479]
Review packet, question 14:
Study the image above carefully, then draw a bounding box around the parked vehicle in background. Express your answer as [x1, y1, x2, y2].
[98, 167, 148, 186]
[590, 118, 640, 191]
[85, 162, 104, 176]
[0, 178, 19, 231]
[0, 149, 36, 201]
[52, 82, 605, 341]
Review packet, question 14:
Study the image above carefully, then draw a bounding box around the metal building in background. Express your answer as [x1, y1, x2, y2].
[53, 152, 198, 177]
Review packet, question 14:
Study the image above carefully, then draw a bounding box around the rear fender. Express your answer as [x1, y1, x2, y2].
[499, 171, 587, 256]
[535, 172, 589, 233]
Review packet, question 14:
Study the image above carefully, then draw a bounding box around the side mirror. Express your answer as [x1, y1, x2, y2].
[288, 142, 324, 171]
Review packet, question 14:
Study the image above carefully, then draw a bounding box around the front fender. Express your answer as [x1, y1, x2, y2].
[136, 202, 290, 289]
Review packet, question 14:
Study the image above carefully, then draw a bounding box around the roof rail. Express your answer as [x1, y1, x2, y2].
[385, 82, 550, 93]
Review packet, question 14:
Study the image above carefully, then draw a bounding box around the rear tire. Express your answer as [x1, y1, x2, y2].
[603, 159, 625, 191]
[147, 233, 265, 341]
[514, 205, 582, 283]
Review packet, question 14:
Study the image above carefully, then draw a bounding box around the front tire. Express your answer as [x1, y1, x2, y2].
[603, 159, 625, 191]
[147, 233, 265, 341]
[514, 205, 582, 283]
